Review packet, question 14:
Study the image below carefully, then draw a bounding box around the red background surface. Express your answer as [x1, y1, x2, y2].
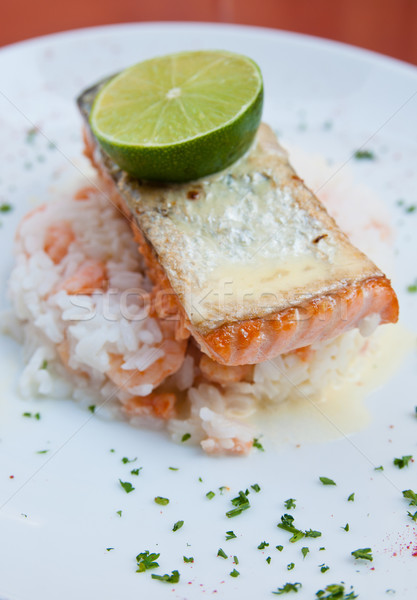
[3, 0, 417, 65]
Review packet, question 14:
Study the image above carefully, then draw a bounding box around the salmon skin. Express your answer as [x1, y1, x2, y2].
[77, 80, 398, 366]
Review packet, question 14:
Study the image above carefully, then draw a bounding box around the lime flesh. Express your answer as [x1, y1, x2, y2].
[90, 50, 263, 182]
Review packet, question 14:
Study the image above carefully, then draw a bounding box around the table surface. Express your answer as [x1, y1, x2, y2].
[3, 0, 417, 66]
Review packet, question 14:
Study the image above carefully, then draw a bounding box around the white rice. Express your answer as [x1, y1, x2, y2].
[4, 152, 394, 454]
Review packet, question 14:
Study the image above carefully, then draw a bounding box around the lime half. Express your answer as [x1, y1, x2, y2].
[90, 50, 263, 182]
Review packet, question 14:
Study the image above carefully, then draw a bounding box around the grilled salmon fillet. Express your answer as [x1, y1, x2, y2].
[77, 81, 398, 366]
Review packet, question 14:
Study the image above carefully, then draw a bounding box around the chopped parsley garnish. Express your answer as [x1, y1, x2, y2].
[406, 205, 416, 213]
[169, 467, 179, 471]
[277, 514, 321, 542]
[301, 547, 309, 559]
[351, 547, 373, 561]
[22, 412, 41, 420]
[319, 476, 336, 486]
[319, 564, 329, 573]
[106, 547, 114, 551]
[266, 556, 272, 564]
[253, 437, 264, 451]
[316, 583, 357, 599]
[258, 541, 269, 550]
[172, 520, 184, 532]
[130, 468, 142, 476]
[40, 359, 48, 369]
[135, 550, 160, 572]
[374, 465, 384, 471]
[287, 562, 295, 571]
[121, 456, 137, 464]
[181, 433, 191, 442]
[272, 582, 302, 595]
[219, 486, 228, 494]
[342, 523, 349, 532]
[0, 203, 12, 213]
[151, 570, 180, 583]
[284, 498, 296, 509]
[251, 483, 261, 492]
[402, 489, 417, 505]
[36, 450, 49, 454]
[354, 149, 375, 160]
[110, 449, 115, 453]
[217, 548, 227, 559]
[225, 531, 236, 541]
[347, 493, 355, 502]
[408, 284, 417, 293]
[408, 510, 417, 522]
[119, 480, 135, 494]
[319, 547, 326, 551]
[233, 555, 239, 564]
[226, 490, 250, 518]
[230, 568, 240, 577]
[183, 556, 194, 563]
[88, 405, 96, 414]
[206, 491, 215, 500]
[393, 455, 413, 469]
[154, 496, 169, 505]
[276, 545, 284, 552]
[116, 510, 122, 517]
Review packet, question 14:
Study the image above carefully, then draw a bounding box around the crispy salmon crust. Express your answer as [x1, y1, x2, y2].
[78, 82, 399, 366]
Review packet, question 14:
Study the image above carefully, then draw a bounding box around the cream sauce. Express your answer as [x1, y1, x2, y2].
[250, 324, 415, 447]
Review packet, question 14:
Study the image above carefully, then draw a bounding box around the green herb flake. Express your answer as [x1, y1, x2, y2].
[319, 547, 326, 551]
[354, 149, 375, 160]
[301, 547, 309, 559]
[36, 449, 49, 454]
[40, 359, 48, 370]
[406, 205, 416, 213]
[226, 490, 250, 518]
[251, 483, 261, 493]
[258, 541, 269, 550]
[226, 530, 236, 540]
[272, 582, 302, 595]
[183, 556, 194, 563]
[276, 545, 284, 552]
[116, 510, 122, 517]
[284, 498, 296, 509]
[0, 203, 12, 213]
[206, 491, 215, 500]
[319, 564, 330, 573]
[181, 433, 191, 442]
[408, 510, 417, 522]
[136, 550, 160, 572]
[393, 455, 413, 469]
[319, 476, 336, 486]
[407, 283, 417, 293]
[402, 489, 417, 506]
[374, 465, 384, 471]
[122, 456, 137, 464]
[130, 468, 142, 476]
[253, 437, 264, 451]
[87, 404, 96, 413]
[343, 523, 349, 532]
[316, 583, 358, 599]
[219, 485, 228, 494]
[347, 493, 355, 502]
[287, 562, 295, 571]
[351, 547, 373, 561]
[151, 570, 180, 583]
[277, 514, 305, 543]
[110, 448, 115, 453]
[169, 466, 179, 471]
[106, 547, 114, 552]
[266, 556, 272, 564]
[230, 568, 240, 577]
[217, 548, 227, 559]
[119, 480, 134, 494]
[154, 496, 169, 506]
[172, 520, 184, 532]
[233, 555, 239, 565]
[306, 529, 322, 539]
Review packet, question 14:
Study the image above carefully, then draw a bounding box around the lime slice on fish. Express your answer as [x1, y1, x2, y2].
[90, 50, 263, 182]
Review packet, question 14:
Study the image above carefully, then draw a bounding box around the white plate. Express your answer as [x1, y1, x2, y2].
[1, 23, 417, 600]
